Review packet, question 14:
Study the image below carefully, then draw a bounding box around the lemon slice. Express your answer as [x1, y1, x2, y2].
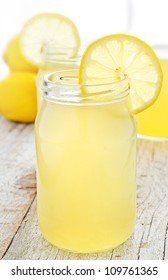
[79, 34, 163, 113]
[20, 13, 80, 66]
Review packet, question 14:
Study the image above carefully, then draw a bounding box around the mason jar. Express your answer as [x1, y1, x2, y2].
[36, 45, 83, 110]
[35, 69, 137, 253]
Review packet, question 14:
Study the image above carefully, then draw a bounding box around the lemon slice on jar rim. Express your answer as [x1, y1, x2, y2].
[79, 34, 163, 113]
[20, 13, 81, 67]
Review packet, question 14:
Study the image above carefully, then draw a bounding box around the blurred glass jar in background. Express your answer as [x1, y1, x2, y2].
[137, 46, 168, 140]
[126, 0, 168, 140]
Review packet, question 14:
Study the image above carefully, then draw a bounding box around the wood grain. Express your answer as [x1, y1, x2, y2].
[0, 116, 36, 259]
[0, 116, 168, 260]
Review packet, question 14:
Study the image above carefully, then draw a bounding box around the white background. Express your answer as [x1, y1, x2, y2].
[0, 0, 168, 77]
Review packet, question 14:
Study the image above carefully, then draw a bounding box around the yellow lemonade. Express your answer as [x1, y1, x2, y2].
[137, 58, 168, 139]
[35, 71, 136, 253]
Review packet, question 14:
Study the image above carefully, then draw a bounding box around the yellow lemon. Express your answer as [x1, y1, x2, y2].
[79, 34, 163, 113]
[0, 72, 37, 122]
[3, 35, 38, 72]
[20, 13, 80, 66]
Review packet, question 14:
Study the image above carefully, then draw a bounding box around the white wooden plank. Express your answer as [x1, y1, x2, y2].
[0, 118, 36, 258]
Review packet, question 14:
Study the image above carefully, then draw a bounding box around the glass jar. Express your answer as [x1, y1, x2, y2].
[137, 46, 168, 140]
[36, 45, 83, 110]
[35, 70, 137, 253]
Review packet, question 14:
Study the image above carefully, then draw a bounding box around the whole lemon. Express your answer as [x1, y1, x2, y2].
[3, 35, 38, 73]
[0, 72, 37, 123]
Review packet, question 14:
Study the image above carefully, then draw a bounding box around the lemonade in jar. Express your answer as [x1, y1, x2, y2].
[35, 35, 162, 252]
[36, 70, 137, 252]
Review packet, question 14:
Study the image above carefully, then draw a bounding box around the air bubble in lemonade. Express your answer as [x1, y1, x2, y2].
[35, 70, 137, 253]
[36, 46, 82, 110]
[137, 48, 168, 139]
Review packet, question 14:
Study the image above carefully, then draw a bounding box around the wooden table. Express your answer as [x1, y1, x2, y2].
[0, 115, 168, 260]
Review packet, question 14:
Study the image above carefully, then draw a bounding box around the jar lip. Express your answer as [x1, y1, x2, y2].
[44, 44, 86, 64]
[43, 69, 130, 105]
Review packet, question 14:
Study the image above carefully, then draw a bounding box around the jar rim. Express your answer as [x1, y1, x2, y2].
[44, 44, 86, 64]
[43, 69, 130, 105]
